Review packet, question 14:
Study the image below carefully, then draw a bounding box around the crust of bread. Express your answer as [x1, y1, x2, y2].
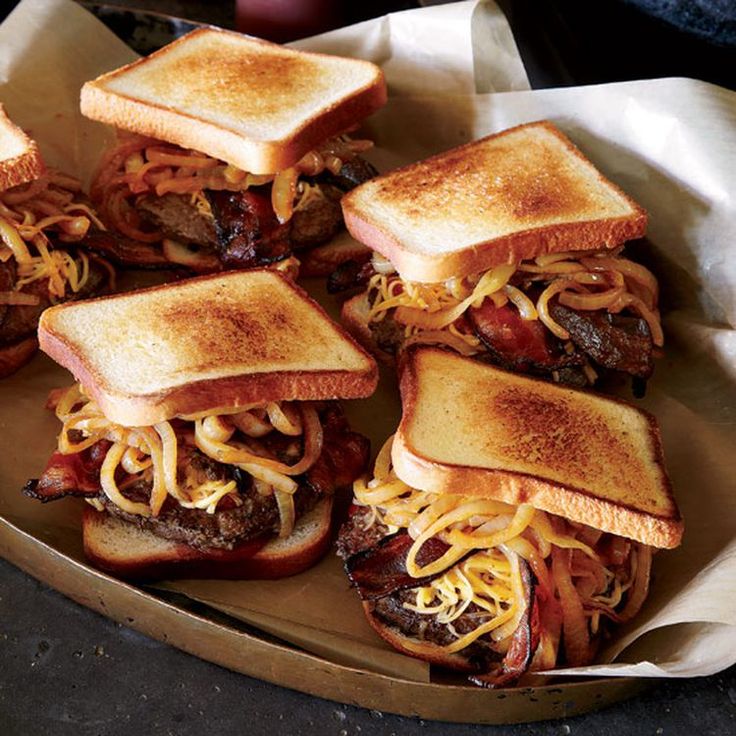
[38, 270, 378, 426]
[0, 104, 46, 192]
[0, 336, 38, 378]
[82, 494, 333, 581]
[342, 121, 647, 283]
[362, 601, 475, 672]
[81, 28, 386, 175]
[340, 292, 394, 367]
[393, 347, 683, 549]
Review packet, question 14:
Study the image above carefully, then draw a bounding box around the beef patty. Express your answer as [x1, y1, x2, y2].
[101, 447, 319, 551]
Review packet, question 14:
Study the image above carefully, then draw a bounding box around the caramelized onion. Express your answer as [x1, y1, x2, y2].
[558, 286, 625, 311]
[551, 548, 590, 666]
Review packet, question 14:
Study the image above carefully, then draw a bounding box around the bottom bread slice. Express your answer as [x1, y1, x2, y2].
[83, 495, 334, 581]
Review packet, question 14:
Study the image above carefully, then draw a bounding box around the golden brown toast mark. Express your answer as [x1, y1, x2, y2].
[372, 137, 600, 225]
[146, 51, 322, 118]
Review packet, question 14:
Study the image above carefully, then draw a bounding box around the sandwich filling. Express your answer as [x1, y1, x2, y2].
[335, 247, 662, 391]
[90, 132, 376, 272]
[0, 173, 114, 371]
[338, 437, 652, 685]
[25, 384, 369, 550]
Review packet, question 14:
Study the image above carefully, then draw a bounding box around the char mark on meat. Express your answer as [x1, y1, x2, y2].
[0, 260, 15, 325]
[137, 193, 218, 248]
[27, 403, 367, 552]
[469, 557, 539, 687]
[549, 302, 654, 379]
[0, 258, 110, 345]
[337, 504, 391, 560]
[372, 590, 503, 662]
[0, 276, 52, 344]
[369, 554, 538, 685]
[102, 475, 319, 551]
[289, 184, 343, 250]
[369, 315, 405, 356]
[318, 156, 379, 192]
[99, 445, 320, 550]
[206, 189, 292, 268]
[327, 259, 375, 294]
[81, 228, 172, 268]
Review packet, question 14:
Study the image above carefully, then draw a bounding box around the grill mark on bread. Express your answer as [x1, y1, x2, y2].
[157, 52, 320, 118]
[159, 301, 296, 369]
[371, 141, 593, 224]
[491, 387, 618, 473]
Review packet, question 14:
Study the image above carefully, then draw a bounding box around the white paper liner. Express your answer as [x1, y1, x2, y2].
[0, 0, 734, 683]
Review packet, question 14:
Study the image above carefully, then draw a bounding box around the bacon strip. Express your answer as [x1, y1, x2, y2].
[207, 189, 291, 268]
[549, 302, 654, 378]
[81, 228, 172, 268]
[469, 300, 581, 372]
[307, 422, 370, 496]
[23, 440, 111, 501]
[327, 259, 375, 294]
[344, 531, 456, 600]
[469, 557, 539, 688]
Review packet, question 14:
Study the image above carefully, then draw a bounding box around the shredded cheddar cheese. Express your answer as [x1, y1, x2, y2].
[0, 171, 108, 301]
[353, 436, 647, 664]
[367, 248, 664, 362]
[54, 384, 322, 535]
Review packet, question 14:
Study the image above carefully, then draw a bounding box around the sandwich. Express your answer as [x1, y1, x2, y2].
[336, 121, 662, 394]
[338, 346, 682, 686]
[23, 270, 378, 580]
[0, 104, 114, 377]
[80, 27, 387, 277]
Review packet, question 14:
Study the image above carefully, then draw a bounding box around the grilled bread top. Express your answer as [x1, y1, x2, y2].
[80, 27, 387, 175]
[0, 104, 45, 192]
[39, 270, 378, 426]
[393, 347, 682, 548]
[342, 121, 647, 283]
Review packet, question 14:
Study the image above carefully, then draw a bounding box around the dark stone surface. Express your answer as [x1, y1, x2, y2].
[2, 559, 735, 735]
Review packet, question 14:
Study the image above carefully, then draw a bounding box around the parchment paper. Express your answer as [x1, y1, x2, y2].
[1, 0, 735, 683]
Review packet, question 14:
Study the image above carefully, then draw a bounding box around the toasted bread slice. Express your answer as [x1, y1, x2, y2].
[393, 347, 682, 548]
[38, 270, 378, 426]
[82, 495, 333, 581]
[0, 104, 46, 192]
[342, 121, 647, 283]
[81, 28, 386, 175]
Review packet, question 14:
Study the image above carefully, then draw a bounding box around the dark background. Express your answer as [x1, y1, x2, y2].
[1, 1, 735, 734]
